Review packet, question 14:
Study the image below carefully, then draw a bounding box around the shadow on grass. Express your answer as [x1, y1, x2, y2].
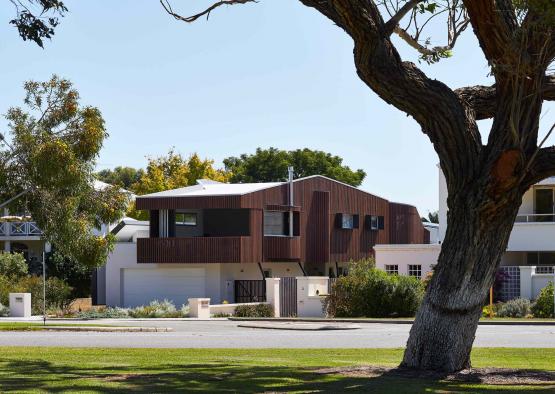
[1, 359, 554, 393]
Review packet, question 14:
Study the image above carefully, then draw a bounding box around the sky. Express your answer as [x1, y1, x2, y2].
[0, 0, 553, 216]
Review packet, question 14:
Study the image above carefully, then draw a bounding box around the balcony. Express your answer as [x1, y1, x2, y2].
[508, 214, 555, 251]
[263, 236, 301, 262]
[137, 236, 261, 264]
[0, 221, 43, 237]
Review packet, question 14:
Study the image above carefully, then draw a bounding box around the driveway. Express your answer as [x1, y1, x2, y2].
[1, 320, 554, 348]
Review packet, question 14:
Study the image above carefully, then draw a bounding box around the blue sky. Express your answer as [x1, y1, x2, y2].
[0, 1, 553, 216]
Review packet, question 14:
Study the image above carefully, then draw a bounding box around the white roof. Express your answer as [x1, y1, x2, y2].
[139, 179, 284, 198]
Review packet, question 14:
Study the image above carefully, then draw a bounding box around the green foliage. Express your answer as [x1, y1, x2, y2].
[9, 1, 67, 48]
[422, 211, 439, 224]
[46, 251, 93, 298]
[224, 147, 366, 186]
[531, 282, 554, 318]
[0, 252, 28, 279]
[0, 303, 8, 317]
[1, 76, 129, 269]
[233, 303, 274, 318]
[325, 261, 425, 318]
[0, 274, 73, 315]
[76, 307, 129, 319]
[127, 299, 186, 318]
[131, 149, 230, 195]
[497, 298, 532, 318]
[96, 166, 144, 190]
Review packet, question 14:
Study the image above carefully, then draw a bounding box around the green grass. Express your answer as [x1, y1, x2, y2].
[0, 347, 554, 393]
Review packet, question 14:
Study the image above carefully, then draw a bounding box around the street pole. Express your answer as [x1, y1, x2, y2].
[42, 251, 46, 326]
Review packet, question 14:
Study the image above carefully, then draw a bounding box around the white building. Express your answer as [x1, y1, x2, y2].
[375, 167, 555, 300]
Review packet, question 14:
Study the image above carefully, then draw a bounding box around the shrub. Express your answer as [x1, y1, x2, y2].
[127, 299, 189, 318]
[0, 274, 73, 315]
[531, 282, 554, 318]
[0, 303, 9, 317]
[0, 252, 28, 279]
[496, 298, 531, 318]
[77, 307, 129, 319]
[233, 303, 274, 318]
[324, 264, 425, 318]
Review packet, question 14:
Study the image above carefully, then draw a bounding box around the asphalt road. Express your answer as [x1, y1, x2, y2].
[1, 320, 555, 348]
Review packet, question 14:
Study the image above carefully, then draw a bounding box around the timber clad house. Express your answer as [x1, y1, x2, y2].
[96, 175, 430, 307]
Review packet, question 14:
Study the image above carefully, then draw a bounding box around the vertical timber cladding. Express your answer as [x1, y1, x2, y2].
[388, 202, 429, 244]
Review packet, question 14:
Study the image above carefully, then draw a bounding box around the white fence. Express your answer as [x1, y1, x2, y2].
[0, 221, 42, 236]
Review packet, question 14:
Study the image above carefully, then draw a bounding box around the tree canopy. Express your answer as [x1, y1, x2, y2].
[96, 166, 145, 190]
[223, 147, 366, 186]
[0, 76, 129, 268]
[131, 150, 230, 196]
[8, 0, 67, 47]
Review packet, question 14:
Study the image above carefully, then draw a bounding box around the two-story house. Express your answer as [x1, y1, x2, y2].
[375, 167, 555, 301]
[97, 174, 430, 307]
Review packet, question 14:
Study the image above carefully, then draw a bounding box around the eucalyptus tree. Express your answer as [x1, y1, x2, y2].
[160, 0, 555, 372]
[0, 76, 129, 269]
[7, 0, 67, 47]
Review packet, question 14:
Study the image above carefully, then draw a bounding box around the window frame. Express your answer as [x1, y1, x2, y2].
[264, 210, 287, 236]
[175, 212, 198, 226]
[385, 264, 399, 275]
[408, 264, 422, 279]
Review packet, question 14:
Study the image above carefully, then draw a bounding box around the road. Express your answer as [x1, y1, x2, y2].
[1, 320, 555, 348]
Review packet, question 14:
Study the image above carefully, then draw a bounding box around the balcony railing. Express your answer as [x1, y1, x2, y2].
[137, 236, 262, 264]
[535, 266, 555, 274]
[0, 221, 42, 236]
[263, 236, 301, 262]
[515, 213, 555, 223]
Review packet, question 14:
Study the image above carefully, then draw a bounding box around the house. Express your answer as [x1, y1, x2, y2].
[97, 174, 430, 307]
[375, 167, 555, 300]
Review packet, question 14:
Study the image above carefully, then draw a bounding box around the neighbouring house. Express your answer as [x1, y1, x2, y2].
[96, 174, 430, 307]
[375, 166, 555, 301]
[0, 180, 132, 273]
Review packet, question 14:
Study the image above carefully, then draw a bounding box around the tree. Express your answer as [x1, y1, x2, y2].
[161, 0, 555, 372]
[422, 211, 439, 223]
[223, 147, 366, 186]
[0, 76, 129, 269]
[8, 0, 67, 47]
[132, 149, 230, 196]
[96, 166, 145, 190]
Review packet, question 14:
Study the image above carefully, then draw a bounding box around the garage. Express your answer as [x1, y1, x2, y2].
[122, 268, 206, 308]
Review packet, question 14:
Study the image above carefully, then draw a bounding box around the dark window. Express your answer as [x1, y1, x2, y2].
[176, 212, 197, 226]
[408, 264, 422, 279]
[336, 213, 359, 229]
[264, 211, 287, 236]
[385, 265, 398, 275]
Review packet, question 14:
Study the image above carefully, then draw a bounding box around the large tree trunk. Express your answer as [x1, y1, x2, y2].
[402, 184, 524, 371]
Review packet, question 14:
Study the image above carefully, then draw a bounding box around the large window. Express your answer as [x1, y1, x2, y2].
[385, 265, 398, 275]
[264, 211, 287, 236]
[336, 213, 359, 229]
[408, 264, 422, 279]
[176, 212, 197, 226]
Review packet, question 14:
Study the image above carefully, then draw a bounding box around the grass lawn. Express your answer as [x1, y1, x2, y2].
[0, 348, 554, 393]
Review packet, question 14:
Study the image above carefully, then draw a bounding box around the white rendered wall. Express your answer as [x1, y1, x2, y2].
[374, 244, 441, 276]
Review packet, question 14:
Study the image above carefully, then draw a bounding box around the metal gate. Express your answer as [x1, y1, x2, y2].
[234, 280, 266, 303]
[279, 277, 297, 317]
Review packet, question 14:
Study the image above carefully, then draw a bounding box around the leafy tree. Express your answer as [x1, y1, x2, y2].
[162, 0, 555, 372]
[0, 252, 28, 279]
[422, 211, 439, 223]
[46, 250, 93, 298]
[96, 166, 145, 190]
[0, 75, 129, 269]
[8, 0, 67, 47]
[223, 147, 366, 186]
[132, 149, 230, 195]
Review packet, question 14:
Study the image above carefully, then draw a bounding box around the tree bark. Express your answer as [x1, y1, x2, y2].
[402, 183, 524, 371]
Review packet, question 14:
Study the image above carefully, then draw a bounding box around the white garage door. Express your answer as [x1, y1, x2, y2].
[122, 268, 206, 308]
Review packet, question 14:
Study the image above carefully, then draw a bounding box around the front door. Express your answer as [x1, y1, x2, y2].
[535, 188, 554, 222]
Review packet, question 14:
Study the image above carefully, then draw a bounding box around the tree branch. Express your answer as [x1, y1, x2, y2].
[462, 0, 518, 69]
[525, 124, 555, 185]
[300, 0, 481, 185]
[384, 0, 423, 35]
[160, 0, 256, 23]
[455, 75, 555, 120]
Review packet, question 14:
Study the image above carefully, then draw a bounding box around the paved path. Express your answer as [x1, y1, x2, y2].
[1, 320, 554, 348]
